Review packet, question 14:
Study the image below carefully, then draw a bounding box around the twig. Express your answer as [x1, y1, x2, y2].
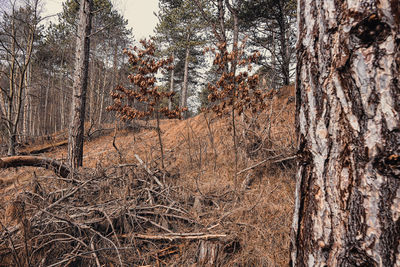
[134, 154, 164, 188]
[32, 178, 94, 219]
[112, 122, 123, 162]
[0, 221, 22, 267]
[90, 238, 101, 267]
[100, 209, 122, 247]
[88, 227, 123, 266]
[136, 215, 173, 233]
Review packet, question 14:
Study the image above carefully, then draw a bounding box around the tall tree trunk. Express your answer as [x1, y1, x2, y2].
[278, 2, 290, 86]
[291, 1, 400, 266]
[6, 16, 16, 156]
[68, 0, 93, 169]
[270, 31, 277, 90]
[98, 70, 108, 125]
[44, 75, 50, 135]
[180, 46, 190, 113]
[59, 51, 66, 130]
[22, 63, 31, 142]
[168, 52, 175, 111]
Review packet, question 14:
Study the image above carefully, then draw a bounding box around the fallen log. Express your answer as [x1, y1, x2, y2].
[20, 140, 68, 155]
[0, 156, 71, 178]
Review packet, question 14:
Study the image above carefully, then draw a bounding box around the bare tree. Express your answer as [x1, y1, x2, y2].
[291, 0, 400, 266]
[0, 0, 40, 155]
[68, 0, 92, 168]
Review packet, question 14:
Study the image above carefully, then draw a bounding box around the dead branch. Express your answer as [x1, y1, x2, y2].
[134, 154, 164, 188]
[126, 233, 227, 241]
[237, 155, 297, 176]
[0, 156, 71, 178]
[20, 140, 68, 155]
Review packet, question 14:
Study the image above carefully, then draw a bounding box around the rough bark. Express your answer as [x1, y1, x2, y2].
[68, 0, 93, 169]
[291, 0, 400, 266]
[198, 241, 220, 266]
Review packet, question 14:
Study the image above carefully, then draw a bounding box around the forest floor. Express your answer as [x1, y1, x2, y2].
[0, 86, 296, 266]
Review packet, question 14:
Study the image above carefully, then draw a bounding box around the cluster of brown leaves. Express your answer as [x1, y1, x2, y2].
[203, 38, 269, 116]
[107, 39, 186, 121]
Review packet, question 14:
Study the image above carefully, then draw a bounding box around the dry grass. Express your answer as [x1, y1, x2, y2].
[0, 86, 296, 266]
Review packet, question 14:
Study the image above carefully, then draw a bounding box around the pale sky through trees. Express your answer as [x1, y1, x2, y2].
[42, 0, 159, 40]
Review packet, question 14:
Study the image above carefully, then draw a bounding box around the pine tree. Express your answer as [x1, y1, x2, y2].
[291, 1, 400, 265]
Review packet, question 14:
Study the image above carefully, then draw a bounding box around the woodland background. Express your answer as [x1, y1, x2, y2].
[0, 0, 296, 150]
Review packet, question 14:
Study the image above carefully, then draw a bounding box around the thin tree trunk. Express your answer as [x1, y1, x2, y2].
[225, 0, 240, 185]
[98, 70, 107, 125]
[168, 52, 175, 111]
[68, 0, 93, 169]
[59, 51, 66, 130]
[271, 31, 277, 90]
[44, 75, 50, 135]
[156, 110, 165, 169]
[6, 16, 16, 156]
[291, 1, 400, 266]
[279, 8, 290, 86]
[180, 46, 190, 114]
[22, 63, 31, 142]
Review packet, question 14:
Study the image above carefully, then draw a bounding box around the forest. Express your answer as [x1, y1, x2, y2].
[0, 0, 399, 266]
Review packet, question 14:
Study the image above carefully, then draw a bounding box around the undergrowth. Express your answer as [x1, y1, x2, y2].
[0, 85, 296, 266]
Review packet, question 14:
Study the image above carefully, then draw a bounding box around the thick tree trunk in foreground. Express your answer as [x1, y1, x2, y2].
[291, 0, 400, 266]
[68, 0, 92, 169]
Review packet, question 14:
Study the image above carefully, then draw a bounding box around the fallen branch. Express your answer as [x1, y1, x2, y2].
[20, 140, 68, 155]
[237, 155, 297, 176]
[86, 128, 114, 140]
[123, 233, 227, 241]
[0, 156, 71, 178]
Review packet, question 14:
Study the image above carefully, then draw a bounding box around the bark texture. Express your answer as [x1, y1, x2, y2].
[68, 0, 92, 169]
[291, 0, 400, 266]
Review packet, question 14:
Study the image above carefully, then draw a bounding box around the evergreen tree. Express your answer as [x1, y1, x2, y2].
[155, 0, 206, 115]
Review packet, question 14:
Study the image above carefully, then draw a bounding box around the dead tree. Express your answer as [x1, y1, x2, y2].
[291, 0, 400, 266]
[0, 0, 40, 155]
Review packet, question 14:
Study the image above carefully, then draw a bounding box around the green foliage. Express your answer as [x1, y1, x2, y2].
[238, 0, 297, 86]
[154, 0, 207, 110]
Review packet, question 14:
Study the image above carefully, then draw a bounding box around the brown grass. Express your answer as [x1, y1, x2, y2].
[0, 86, 296, 266]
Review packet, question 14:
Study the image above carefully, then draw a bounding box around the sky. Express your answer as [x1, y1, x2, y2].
[42, 0, 160, 40]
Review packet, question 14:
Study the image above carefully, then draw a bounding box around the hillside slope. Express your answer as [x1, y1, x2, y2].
[0, 86, 296, 266]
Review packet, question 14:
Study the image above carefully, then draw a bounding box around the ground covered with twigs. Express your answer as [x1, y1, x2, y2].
[1, 163, 237, 266]
[0, 86, 296, 266]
